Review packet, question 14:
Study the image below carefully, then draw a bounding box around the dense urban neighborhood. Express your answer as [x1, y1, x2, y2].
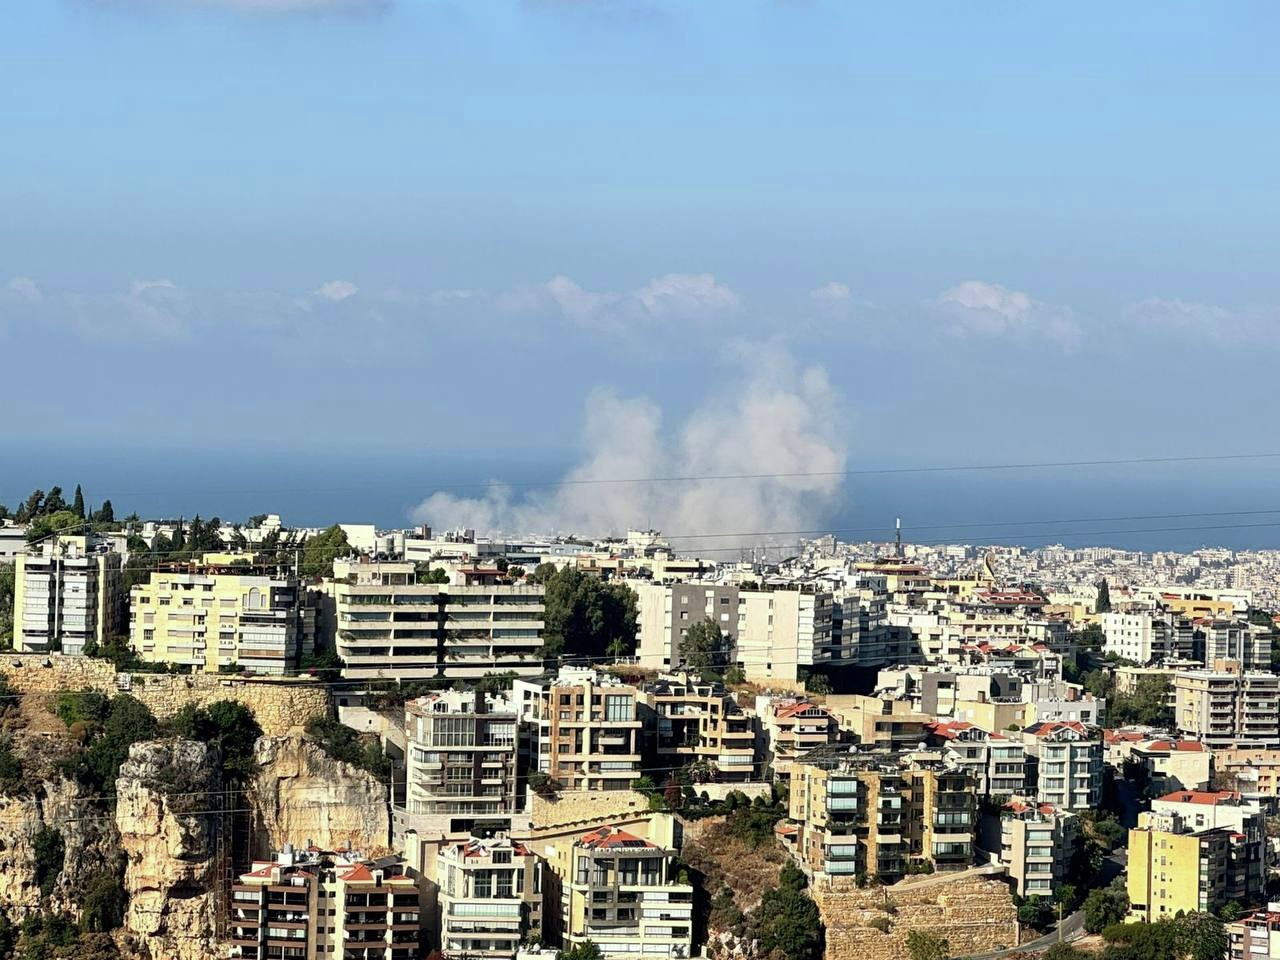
[0, 490, 1278, 960]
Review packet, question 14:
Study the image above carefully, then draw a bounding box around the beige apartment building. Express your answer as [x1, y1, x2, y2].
[1174, 661, 1280, 749]
[788, 745, 975, 882]
[513, 667, 644, 792]
[327, 558, 545, 683]
[229, 845, 425, 960]
[999, 801, 1080, 898]
[14, 536, 122, 656]
[757, 696, 842, 777]
[642, 672, 759, 782]
[130, 555, 313, 674]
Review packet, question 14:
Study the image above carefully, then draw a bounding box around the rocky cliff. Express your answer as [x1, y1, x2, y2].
[115, 739, 223, 960]
[249, 735, 390, 856]
[0, 774, 119, 915]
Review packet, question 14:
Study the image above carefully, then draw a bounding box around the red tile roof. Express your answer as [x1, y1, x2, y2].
[1155, 789, 1239, 806]
[580, 826, 655, 850]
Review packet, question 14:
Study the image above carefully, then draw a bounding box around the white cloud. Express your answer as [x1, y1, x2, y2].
[117, 279, 188, 336]
[1125, 297, 1260, 343]
[536, 272, 740, 329]
[809, 281, 851, 302]
[7, 277, 42, 302]
[410, 343, 847, 544]
[315, 280, 359, 302]
[934, 280, 1081, 349]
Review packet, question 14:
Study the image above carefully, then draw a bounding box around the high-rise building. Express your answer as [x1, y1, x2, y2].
[1174, 661, 1280, 749]
[425, 835, 544, 960]
[402, 690, 521, 838]
[513, 667, 644, 792]
[14, 536, 122, 655]
[999, 801, 1080, 898]
[1020, 721, 1103, 812]
[641, 672, 759, 783]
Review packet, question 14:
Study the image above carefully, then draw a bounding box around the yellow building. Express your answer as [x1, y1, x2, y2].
[130, 555, 313, 674]
[1127, 813, 1232, 922]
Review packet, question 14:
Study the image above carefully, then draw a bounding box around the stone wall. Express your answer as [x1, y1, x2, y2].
[812, 867, 1019, 960]
[0, 654, 329, 736]
[531, 789, 652, 831]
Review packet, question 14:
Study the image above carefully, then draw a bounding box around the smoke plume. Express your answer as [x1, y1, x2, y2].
[410, 345, 848, 550]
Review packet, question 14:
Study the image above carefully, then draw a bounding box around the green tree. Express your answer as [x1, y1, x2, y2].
[93, 500, 115, 525]
[0, 738, 25, 794]
[1017, 895, 1052, 931]
[906, 929, 950, 960]
[1041, 945, 1089, 960]
[1176, 911, 1227, 960]
[1083, 888, 1126, 934]
[26, 510, 86, 544]
[753, 864, 823, 960]
[300, 525, 351, 580]
[168, 701, 262, 779]
[539, 566, 638, 660]
[1109, 675, 1172, 727]
[43, 487, 66, 514]
[80, 871, 127, 932]
[0, 561, 14, 648]
[72, 486, 85, 519]
[1095, 579, 1112, 613]
[681, 618, 724, 671]
[414, 563, 450, 584]
[560, 941, 603, 960]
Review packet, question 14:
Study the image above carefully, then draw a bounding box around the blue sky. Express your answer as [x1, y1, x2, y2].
[3, 1, 1279, 533]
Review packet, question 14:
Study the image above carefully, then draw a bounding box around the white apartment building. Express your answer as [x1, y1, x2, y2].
[1021, 721, 1103, 812]
[327, 559, 545, 682]
[14, 536, 122, 655]
[1099, 612, 1160, 663]
[632, 581, 835, 683]
[426, 835, 544, 960]
[1000, 801, 1080, 898]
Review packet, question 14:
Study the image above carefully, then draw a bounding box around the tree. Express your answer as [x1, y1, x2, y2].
[560, 941, 603, 960]
[168, 701, 262, 779]
[1109, 675, 1172, 727]
[72, 486, 85, 519]
[1218, 901, 1244, 922]
[1083, 888, 1126, 934]
[1095, 579, 1112, 613]
[540, 566, 638, 660]
[752, 865, 823, 960]
[682, 618, 724, 671]
[43, 487, 66, 514]
[1018, 895, 1053, 931]
[1041, 945, 1088, 960]
[300, 525, 351, 580]
[1176, 911, 1227, 960]
[906, 929, 950, 960]
[0, 562, 14, 649]
[94, 500, 114, 524]
[415, 563, 450, 584]
[80, 871, 127, 932]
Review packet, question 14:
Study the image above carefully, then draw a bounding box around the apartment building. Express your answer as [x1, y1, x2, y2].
[428, 835, 544, 959]
[514, 668, 644, 792]
[229, 845, 424, 960]
[1121, 739, 1212, 795]
[633, 582, 836, 683]
[641, 673, 758, 782]
[1228, 908, 1280, 960]
[1174, 661, 1280, 749]
[1128, 791, 1265, 922]
[129, 556, 313, 674]
[832, 694, 930, 753]
[787, 745, 975, 882]
[839, 573, 923, 666]
[1020, 721, 1103, 812]
[403, 690, 520, 837]
[14, 536, 122, 655]
[926, 721, 1027, 798]
[1215, 748, 1280, 798]
[999, 801, 1080, 898]
[1197, 619, 1267, 672]
[756, 697, 841, 777]
[328, 558, 545, 683]
[551, 825, 694, 960]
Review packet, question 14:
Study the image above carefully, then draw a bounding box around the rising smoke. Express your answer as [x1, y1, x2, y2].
[410, 345, 849, 549]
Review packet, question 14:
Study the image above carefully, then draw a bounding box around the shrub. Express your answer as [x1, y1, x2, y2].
[305, 716, 391, 778]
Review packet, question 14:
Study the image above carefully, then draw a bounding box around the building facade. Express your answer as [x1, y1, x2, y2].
[1174, 662, 1280, 749]
[14, 536, 122, 655]
[429, 835, 544, 960]
[999, 801, 1080, 898]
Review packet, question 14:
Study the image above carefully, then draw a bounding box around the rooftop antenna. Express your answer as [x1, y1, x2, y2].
[895, 517, 903, 559]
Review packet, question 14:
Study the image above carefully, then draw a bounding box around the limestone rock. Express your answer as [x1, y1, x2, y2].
[248, 735, 389, 856]
[115, 739, 223, 960]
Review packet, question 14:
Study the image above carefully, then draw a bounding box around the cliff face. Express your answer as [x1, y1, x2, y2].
[249, 735, 389, 856]
[115, 739, 223, 960]
[0, 776, 119, 914]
